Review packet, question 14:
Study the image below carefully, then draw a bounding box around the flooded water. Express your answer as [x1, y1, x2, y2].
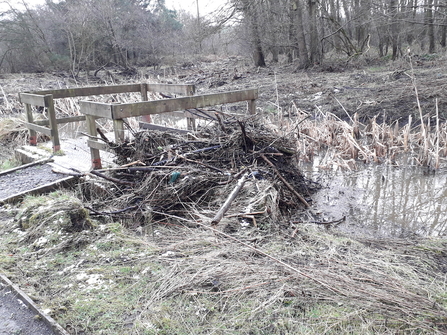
[304, 162, 447, 238]
[58, 121, 87, 139]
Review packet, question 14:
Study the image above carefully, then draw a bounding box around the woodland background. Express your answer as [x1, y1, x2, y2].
[0, 0, 445, 74]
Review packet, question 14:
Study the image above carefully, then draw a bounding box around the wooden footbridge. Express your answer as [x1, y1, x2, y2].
[19, 83, 258, 169]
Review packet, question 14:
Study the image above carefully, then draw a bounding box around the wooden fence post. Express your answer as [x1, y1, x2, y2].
[248, 99, 256, 115]
[186, 87, 196, 131]
[140, 83, 148, 101]
[44, 95, 60, 152]
[85, 115, 102, 170]
[140, 83, 151, 124]
[113, 119, 125, 143]
[25, 103, 37, 146]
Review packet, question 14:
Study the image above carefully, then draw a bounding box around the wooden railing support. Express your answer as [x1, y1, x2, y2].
[140, 83, 151, 123]
[25, 103, 37, 146]
[248, 99, 256, 115]
[81, 88, 258, 168]
[185, 87, 196, 131]
[85, 115, 102, 170]
[113, 119, 125, 143]
[44, 95, 60, 152]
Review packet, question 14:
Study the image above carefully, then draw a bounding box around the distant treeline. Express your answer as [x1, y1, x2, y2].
[0, 0, 445, 73]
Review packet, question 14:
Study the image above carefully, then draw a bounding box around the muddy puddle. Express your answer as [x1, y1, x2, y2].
[304, 161, 447, 238]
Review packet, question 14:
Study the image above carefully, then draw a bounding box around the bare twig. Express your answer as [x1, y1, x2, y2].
[89, 170, 135, 186]
[85, 205, 139, 215]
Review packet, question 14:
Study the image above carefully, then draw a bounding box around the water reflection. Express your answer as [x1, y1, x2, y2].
[304, 163, 447, 238]
[58, 121, 87, 139]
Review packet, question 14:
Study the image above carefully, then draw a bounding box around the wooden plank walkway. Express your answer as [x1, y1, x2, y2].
[0, 136, 116, 204]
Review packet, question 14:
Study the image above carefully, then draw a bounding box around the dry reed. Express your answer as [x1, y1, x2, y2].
[284, 105, 447, 170]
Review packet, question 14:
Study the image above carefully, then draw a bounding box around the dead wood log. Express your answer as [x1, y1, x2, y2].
[127, 166, 180, 173]
[211, 173, 248, 226]
[150, 145, 222, 167]
[292, 216, 345, 225]
[260, 154, 310, 208]
[51, 168, 83, 177]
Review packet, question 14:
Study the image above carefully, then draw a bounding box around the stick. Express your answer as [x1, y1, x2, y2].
[150, 145, 222, 167]
[128, 166, 183, 172]
[85, 205, 139, 216]
[51, 168, 82, 177]
[225, 211, 266, 218]
[211, 173, 248, 226]
[97, 160, 146, 172]
[292, 216, 346, 225]
[89, 170, 135, 186]
[180, 156, 224, 173]
[215, 113, 227, 132]
[260, 154, 310, 208]
[96, 127, 112, 146]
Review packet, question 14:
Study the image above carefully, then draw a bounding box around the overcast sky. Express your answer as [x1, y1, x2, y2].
[0, 0, 228, 15]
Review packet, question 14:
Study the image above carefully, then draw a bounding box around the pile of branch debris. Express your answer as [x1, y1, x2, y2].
[85, 118, 319, 230]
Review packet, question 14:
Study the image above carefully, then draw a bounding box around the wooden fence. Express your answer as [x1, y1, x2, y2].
[18, 83, 195, 152]
[81, 88, 258, 169]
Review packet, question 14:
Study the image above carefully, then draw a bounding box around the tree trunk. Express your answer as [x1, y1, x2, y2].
[287, 6, 296, 63]
[241, 0, 266, 67]
[341, 0, 352, 38]
[293, 0, 310, 68]
[329, 0, 341, 52]
[308, 0, 321, 64]
[441, 2, 447, 48]
[390, 0, 399, 60]
[427, 0, 436, 53]
[405, 0, 415, 46]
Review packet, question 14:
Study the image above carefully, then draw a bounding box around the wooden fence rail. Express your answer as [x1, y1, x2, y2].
[18, 83, 195, 152]
[81, 88, 258, 169]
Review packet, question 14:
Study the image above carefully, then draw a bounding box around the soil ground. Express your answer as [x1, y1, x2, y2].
[1, 54, 446, 124]
[0, 56, 447, 334]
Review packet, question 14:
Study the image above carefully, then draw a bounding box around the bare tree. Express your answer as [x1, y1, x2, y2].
[389, 0, 400, 59]
[292, 0, 310, 67]
[427, 0, 436, 53]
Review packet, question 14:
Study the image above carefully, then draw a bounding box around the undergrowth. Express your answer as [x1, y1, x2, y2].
[0, 192, 446, 334]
